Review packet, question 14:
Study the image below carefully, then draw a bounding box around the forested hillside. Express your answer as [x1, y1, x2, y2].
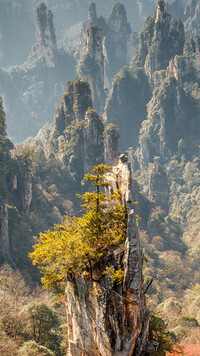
[0, 0, 200, 355]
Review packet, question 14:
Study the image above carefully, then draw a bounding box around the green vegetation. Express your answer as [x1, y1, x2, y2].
[0, 264, 67, 356]
[19, 341, 54, 356]
[22, 303, 62, 355]
[1, 2, 200, 353]
[148, 315, 174, 355]
[30, 164, 127, 296]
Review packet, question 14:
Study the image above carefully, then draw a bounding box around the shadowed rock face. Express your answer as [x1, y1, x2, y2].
[104, 124, 119, 167]
[149, 157, 169, 214]
[104, 3, 132, 80]
[104, 66, 151, 152]
[78, 26, 105, 113]
[166, 0, 184, 21]
[29, 3, 57, 67]
[76, 2, 137, 92]
[66, 156, 149, 356]
[184, 0, 200, 35]
[0, 3, 76, 142]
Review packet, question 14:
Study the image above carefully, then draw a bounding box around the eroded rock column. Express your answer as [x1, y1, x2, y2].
[66, 155, 149, 356]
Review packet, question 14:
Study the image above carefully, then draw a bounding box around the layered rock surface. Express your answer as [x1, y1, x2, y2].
[66, 155, 149, 356]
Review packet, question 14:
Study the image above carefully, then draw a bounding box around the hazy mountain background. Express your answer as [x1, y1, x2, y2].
[1, 0, 200, 354]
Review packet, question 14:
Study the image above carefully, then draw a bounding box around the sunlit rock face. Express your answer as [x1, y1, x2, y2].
[132, 0, 185, 82]
[66, 156, 149, 356]
[137, 73, 200, 171]
[167, 35, 200, 82]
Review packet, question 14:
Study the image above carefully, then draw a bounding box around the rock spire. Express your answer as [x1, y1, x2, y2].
[29, 3, 57, 67]
[66, 156, 149, 355]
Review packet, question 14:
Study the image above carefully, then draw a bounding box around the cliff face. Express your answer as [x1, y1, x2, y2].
[137, 73, 200, 170]
[104, 66, 151, 151]
[168, 35, 200, 82]
[104, 124, 119, 167]
[184, 0, 200, 35]
[78, 26, 105, 112]
[132, 0, 185, 81]
[0, 204, 9, 254]
[104, 3, 132, 81]
[149, 157, 169, 214]
[66, 155, 149, 356]
[0, 3, 76, 142]
[76, 2, 137, 92]
[28, 3, 57, 68]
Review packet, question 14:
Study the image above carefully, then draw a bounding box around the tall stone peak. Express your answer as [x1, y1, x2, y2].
[66, 157, 149, 355]
[29, 2, 57, 67]
[156, 0, 167, 23]
[53, 78, 92, 137]
[36, 3, 56, 45]
[85, 26, 104, 62]
[78, 26, 105, 112]
[132, 0, 184, 82]
[107, 2, 131, 31]
[149, 156, 169, 214]
[88, 2, 97, 23]
[76, 2, 137, 93]
[104, 123, 119, 166]
[184, 0, 200, 36]
[104, 2, 132, 82]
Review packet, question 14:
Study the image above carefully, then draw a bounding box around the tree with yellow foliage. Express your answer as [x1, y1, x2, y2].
[30, 164, 127, 296]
